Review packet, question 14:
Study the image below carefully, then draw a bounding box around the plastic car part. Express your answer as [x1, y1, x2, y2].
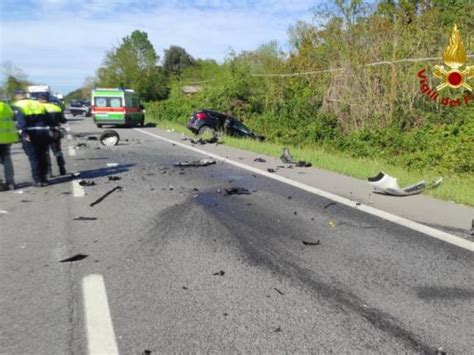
[367, 172, 443, 196]
[99, 130, 120, 146]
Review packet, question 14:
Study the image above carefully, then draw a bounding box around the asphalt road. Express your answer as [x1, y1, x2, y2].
[1, 115, 473, 354]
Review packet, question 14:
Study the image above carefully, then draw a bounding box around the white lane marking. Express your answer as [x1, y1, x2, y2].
[135, 128, 474, 252]
[82, 274, 119, 355]
[68, 145, 76, 156]
[72, 180, 85, 197]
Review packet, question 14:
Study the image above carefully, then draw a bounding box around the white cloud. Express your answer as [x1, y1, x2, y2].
[1, 1, 316, 94]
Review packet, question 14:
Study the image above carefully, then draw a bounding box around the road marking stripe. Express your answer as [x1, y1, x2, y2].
[68, 145, 76, 156]
[82, 274, 119, 355]
[135, 128, 474, 252]
[72, 180, 85, 197]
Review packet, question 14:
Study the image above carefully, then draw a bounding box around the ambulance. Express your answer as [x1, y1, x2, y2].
[91, 88, 145, 128]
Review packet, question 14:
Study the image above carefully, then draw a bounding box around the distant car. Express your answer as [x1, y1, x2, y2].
[69, 100, 91, 117]
[187, 110, 265, 140]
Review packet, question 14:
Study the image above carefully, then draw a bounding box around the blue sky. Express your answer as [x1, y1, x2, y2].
[1, 0, 318, 95]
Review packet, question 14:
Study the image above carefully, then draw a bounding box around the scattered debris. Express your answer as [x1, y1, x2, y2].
[288, 196, 292, 199]
[79, 180, 96, 186]
[59, 254, 89, 263]
[470, 219, 474, 236]
[223, 313, 228, 316]
[267, 168, 276, 173]
[76, 143, 87, 148]
[328, 221, 336, 228]
[280, 147, 312, 167]
[274, 287, 284, 295]
[254, 157, 266, 163]
[87, 136, 98, 140]
[224, 187, 251, 196]
[324, 202, 337, 209]
[99, 130, 120, 146]
[173, 159, 216, 167]
[182, 286, 188, 290]
[143, 350, 152, 355]
[108, 176, 121, 181]
[367, 172, 443, 196]
[90, 186, 122, 207]
[213, 270, 225, 276]
[21, 200, 32, 203]
[273, 326, 282, 333]
[107, 163, 119, 168]
[73, 217, 98, 221]
[302, 240, 321, 246]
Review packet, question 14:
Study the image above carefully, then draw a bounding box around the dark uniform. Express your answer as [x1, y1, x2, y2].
[42, 102, 67, 176]
[12, 98, 53, 186]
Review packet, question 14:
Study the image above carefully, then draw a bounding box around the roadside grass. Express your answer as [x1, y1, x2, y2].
[148, 119, 474, 206]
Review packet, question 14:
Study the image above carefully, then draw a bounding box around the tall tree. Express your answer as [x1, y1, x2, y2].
[163, 46, 195, 75]
[96, 30, 168, 101]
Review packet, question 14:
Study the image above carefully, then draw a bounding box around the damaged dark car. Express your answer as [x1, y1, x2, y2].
[187, 110, 265, 141]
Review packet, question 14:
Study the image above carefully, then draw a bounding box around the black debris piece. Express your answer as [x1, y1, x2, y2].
[254, 157, 266, 163]
[73, 217, 98, 221]
[223, 313, 228, 316]
[267, 168, 276, 173]
[143, 350, 152, 355]
[288, 196, 292, 199]
[90, 186, 122, 207]
[224, 187, 251, 196]
[60, 254, 89, 263]
[192, 188, 199, 191]
[294, 211, 297, 215]
[173, 159, 216, 167]
[470, 219, 474, 236]
[324, 202, 337, 209]
[108, 176, 121, 181]
[274, 287, 284, 295]
[296, 161, 312, 167]
[76, 143, 87, 148]
[302, 240, 321, 246]
[21, 200, 32, 203]
[213, 270, 225, 276]
[87, 136, 98, 140]
[79, 180, 96, 186]
[280, 148, 311, 167]
[62, 192, 72, 195]
[182, 286, 188, 290]
[273, 327, 282, 333]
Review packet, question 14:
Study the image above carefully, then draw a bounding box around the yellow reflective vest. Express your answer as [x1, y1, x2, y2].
[42, 102, 62, 113]
[0, 102, 18, 144]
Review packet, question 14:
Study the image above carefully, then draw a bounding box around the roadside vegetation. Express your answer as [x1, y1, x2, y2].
[3, 1, 472, 205]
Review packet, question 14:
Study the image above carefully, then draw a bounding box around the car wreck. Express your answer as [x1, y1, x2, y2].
[187, 110, 265, 141]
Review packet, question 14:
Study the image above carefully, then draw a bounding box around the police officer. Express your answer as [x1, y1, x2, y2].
[0, 101, 18, 191]
[38, 95, 67, 176]
[12, 89, 53, 187]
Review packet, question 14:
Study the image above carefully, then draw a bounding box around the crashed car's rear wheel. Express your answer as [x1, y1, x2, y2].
[198, 125, 215, 135]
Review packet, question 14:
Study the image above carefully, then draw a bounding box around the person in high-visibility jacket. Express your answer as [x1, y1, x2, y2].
[38, 95, 67, 176]
[0, 101, 18, 191]
[12, 90, 53, 187]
